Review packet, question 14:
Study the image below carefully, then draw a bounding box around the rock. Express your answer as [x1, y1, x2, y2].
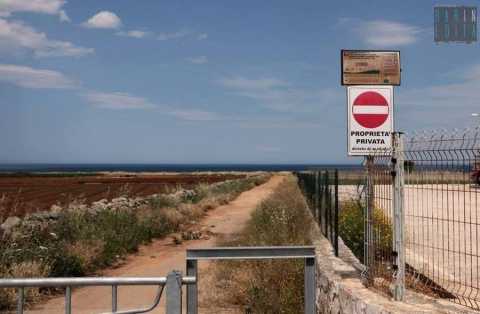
[92, 199, 108, 207]
[172, 234, 183, 245]
[111, 197, 128, 204]
[50, 204, 63, 213]
[1, 216, 21, 235]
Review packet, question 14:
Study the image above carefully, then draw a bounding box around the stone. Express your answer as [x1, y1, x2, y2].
[112, 197, 125, 202]
[1, 216, 21, 235]
[172, 234, 183, 245]
[50, 204, 63, 213]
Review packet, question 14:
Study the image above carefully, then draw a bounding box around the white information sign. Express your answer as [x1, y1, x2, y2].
[347, 85, 394, 156]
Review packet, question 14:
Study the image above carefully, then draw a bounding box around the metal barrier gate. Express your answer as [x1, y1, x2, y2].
[0, 246, 316, 313]
[186, 246, 316, 314]
[0, 273, 195, 314]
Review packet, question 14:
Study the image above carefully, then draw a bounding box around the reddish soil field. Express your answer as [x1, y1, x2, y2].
[0, 173, 246, 219]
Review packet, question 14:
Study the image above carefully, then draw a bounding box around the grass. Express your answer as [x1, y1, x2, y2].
[0, 174, 270, 311]
[209, 175, 312, 313]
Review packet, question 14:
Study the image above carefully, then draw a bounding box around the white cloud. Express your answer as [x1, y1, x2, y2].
[83, 11, 122, 29]
[59, 10, 70, 22]
[116, 30, 149, 39]
[157, 30, 190, 41]
[0, 64, 77, 89]
[186, 56, 208, 64]
[197, 33, 208, 40]
[219, 76, 340, 112]
[84, 91, 156, 110]
[0, 18, 94, 57]
[0, 0, 69, 21]
[169, 110, 222, 121]
[355, 20, 423, 47]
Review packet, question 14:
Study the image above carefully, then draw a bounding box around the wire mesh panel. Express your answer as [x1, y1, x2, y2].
[402, 128, 480, 310]
[364, 155, 395, 294]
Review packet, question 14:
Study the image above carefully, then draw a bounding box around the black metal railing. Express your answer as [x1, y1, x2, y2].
[296, 170, 339, 256]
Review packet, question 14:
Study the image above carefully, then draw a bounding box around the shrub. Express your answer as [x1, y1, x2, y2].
[0, 174, 272, 310]
[339, 199, 392, 261]
[49, 254, 85, 277]
[148, 195, 179, 209]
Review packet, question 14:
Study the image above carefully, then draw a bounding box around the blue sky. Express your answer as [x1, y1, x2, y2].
[0, 0, 478, 164]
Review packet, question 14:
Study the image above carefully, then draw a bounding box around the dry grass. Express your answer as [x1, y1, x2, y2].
[65, 240, 105, 273]
[0, 262, 50, 310]
[205, 175, 312, 313]
[0, 174, 271, 310]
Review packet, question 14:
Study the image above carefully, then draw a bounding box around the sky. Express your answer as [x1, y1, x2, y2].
[0, 0, 479, 164]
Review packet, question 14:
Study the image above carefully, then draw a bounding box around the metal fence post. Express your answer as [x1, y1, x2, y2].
[186, 259, 198, 314]
[112, 285, 118, 312]
[392, 132, 405, 300]
[365, 155, 375, 284]
[318, 172, 323, 229]
[325, 171, 331, 240]
[334, 169, 339, 257]
[65, 286, 72, 314]
[166, 271, 182, 314]
[314, 171, 319, 219]
[17, 288, 24, 314]
[304, 257, 316, 314]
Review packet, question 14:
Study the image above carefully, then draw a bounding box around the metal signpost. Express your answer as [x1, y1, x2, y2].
[342, 49, 405, 301]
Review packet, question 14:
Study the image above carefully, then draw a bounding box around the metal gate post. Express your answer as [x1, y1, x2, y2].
[166, 271, 182, 314]
[186, 260, 198, 314]
[392, 132, 405, 300]
[304, 257, 316, 314]
[365, 155, 375, 285]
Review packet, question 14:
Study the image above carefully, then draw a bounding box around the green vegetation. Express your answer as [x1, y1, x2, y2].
[338, 198, 392, 261]
[211, 175, 312, 313]
[0, 174, 270, 311]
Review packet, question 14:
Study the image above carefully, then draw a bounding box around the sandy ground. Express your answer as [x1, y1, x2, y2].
[25, 175, 284, 314]
[339, 183, 480, 301]
[403, 184, 480, 300]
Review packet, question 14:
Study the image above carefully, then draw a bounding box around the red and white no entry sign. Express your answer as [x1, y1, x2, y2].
[352, 91, 389, 128]
[347, 86, 394, 156]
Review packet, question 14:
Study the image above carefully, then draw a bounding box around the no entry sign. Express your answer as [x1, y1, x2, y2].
[348, 86, 393, 156]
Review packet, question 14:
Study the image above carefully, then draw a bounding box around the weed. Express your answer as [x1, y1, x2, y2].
[0, 174, 271, 310]
[211, 175, 310, 313]
[338, 199, 392, 261]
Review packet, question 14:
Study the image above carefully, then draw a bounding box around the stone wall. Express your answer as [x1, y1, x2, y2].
[311, 222, 476, 314]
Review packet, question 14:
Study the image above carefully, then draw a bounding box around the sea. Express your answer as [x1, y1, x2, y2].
[0, 163, 363, 173]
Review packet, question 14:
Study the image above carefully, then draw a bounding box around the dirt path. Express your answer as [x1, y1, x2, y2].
[27, 175, 284, 314]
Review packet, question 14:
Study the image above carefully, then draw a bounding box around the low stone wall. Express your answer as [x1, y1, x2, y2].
[311, 222, 476, 314]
